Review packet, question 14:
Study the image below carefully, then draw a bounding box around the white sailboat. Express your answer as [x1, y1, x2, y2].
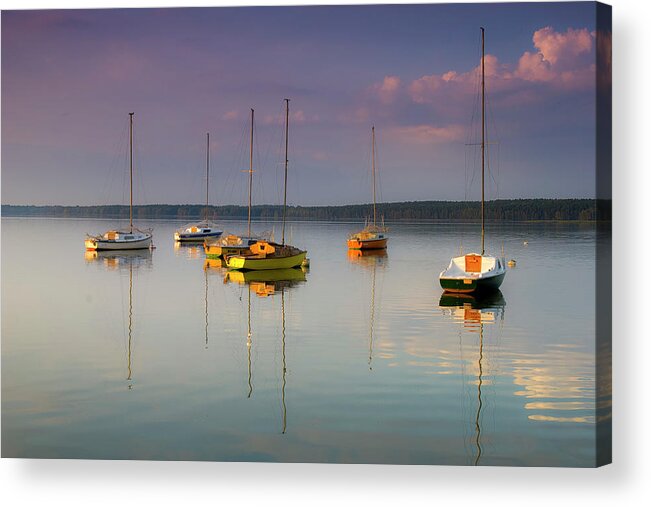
[439, 28, 506, 294]
[85, 113, 152, 251]
[174, 132, 223, 242]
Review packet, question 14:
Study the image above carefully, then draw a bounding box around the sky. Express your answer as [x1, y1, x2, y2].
[1, 2, 609, 206]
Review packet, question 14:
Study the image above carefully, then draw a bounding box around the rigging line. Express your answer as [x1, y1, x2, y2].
[99, 119, 129, 208]
[132, 117, 146, 211]
[375, 127, 385, 214]
[274, 101, 286, 207]
[485, 87, 501, 199]
[465, 32, 484, 204]
[253, 118, 265, 210]
[221, 117, 247, 209]
[466, 32, 483, 147]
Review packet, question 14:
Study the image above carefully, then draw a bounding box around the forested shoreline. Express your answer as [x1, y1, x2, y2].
[2, 199, 611, 222]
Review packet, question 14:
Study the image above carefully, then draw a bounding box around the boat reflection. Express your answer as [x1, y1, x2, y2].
[204, 257, 226, 271]
[439, 291, 506, 466]
[84, 249, 153, 271]
[224, 267, 307, 298]
[439, 291, 506, 326]
[347, 247, 387, 267]
[173, 241, 204, 260]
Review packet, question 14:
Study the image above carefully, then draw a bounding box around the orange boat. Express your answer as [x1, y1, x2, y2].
[348, 126, 388, 250]
[347, 225, 388, 250]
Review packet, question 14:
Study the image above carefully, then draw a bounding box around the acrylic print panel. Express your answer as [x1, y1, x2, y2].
[1, 2, 611, 467]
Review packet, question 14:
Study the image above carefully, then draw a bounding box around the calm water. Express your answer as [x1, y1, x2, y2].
[1, 217, 607, 466]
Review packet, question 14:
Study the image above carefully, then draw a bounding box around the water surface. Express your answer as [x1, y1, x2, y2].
[1, 217, 606, 466]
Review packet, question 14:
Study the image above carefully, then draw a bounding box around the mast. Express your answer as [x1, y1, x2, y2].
[248, 109, 254, 238]
[282, 98, 290, 245]
[129, 112, 134, 233]
[372, 126, 377, 227]
[480, 27, 485, 256]
[206, 132, 210, 219]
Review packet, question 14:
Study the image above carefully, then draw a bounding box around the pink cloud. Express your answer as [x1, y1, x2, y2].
[408, 26, 596, 105]
[532, 26, 593, 68]
[222, 110, 239, 120]
[370, 75, 402, 104]
[389, 124, 466, 144]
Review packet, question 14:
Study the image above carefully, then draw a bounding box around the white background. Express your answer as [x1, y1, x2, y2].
[1, 0, 649, 505]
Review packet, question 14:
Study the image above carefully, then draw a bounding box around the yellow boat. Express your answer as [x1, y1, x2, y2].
[204, 233, 259, 259]
[227, 99, 307, 271]
[226, 241, 306, 271]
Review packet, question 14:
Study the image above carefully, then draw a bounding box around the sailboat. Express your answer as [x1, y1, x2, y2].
[85, 113, 153, 251]
[226, 99, 307, 271]
[347, 126, 388, 250]
[204, 109, 267, 258]
[174, 133, 223, 242]
[439, 28, 506, 294]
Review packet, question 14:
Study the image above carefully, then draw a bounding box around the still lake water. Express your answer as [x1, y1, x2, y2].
[1, 217, 607, 466]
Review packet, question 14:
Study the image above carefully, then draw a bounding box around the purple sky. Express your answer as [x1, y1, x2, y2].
[1, 3, 607, 206]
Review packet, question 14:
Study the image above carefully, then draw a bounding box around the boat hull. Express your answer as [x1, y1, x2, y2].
[85, 236, 152, 251]
[175, 231, 222, 242]
[347, 238, 388, 250]
[439, 271, 505, 294]
[226, 251, 306, 271]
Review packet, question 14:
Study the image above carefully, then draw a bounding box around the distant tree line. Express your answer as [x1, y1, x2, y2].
[2, 199, 611, 222]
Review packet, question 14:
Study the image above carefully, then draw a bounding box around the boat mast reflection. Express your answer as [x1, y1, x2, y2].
[348, 248, 386, 370]
[85, 249, 153, 389]
[247, 288, 253, 398]
[223, 269, 305, 433]
[127, 261, 133, 388]
[439, 291, 506, 466]
[281, 288, 287, 434]
[204, 267, 209, 349]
